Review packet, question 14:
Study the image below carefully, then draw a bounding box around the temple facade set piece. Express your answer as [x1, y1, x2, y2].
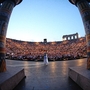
[0, 0, 22, 72]
[69, 0, 90, 69]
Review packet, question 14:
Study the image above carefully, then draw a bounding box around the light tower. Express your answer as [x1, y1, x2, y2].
[69, 0, 90, 69]
[0, 0, 22, 72]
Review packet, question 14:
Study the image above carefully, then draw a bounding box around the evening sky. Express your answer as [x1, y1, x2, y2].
[7, 0, 85, 42]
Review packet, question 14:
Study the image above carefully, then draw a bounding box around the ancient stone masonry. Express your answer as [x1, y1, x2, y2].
[0, 0, 22, 72]
[69, 0, 90, 69]
[62, 33, 79, 40]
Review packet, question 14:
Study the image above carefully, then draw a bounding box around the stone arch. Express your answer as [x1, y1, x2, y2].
[62, 33, 79, 41]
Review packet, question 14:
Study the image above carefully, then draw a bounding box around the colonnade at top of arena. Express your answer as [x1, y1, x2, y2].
[62, 33, 79, 41]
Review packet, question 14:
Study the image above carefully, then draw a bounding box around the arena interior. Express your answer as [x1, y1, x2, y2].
[6, 33, 87, 61]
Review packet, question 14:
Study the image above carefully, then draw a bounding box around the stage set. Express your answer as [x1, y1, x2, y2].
[0, 0, 90, 90]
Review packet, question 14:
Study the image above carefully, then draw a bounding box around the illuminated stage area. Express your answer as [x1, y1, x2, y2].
[5, 59, 86, 90]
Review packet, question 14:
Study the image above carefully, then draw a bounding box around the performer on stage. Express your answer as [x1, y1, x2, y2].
[44, 53, 49, 65]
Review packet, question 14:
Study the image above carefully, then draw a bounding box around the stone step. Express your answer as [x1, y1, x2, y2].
[0, 67, 26, 90]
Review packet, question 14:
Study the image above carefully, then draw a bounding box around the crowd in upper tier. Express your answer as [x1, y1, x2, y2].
[6, 37, 87, 61]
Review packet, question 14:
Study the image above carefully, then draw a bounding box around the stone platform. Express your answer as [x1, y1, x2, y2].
[11, 59, 85, 90]
[69, 66, 90, 90]
[0, 66, 25, 90]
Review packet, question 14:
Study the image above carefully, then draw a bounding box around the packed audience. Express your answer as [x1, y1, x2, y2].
[6, 37, 87, 61]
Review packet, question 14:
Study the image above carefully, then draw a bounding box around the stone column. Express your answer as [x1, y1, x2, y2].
[66, 36, 68, 40]
[0, 0, 22, 72]
[76, 33, 79, 38]
[69, 0, 90, 69]
[73, 35, 75, 39]
[69, 36, 71, 40]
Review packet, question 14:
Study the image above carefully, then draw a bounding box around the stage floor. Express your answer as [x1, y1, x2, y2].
[6, 59, 87, 90]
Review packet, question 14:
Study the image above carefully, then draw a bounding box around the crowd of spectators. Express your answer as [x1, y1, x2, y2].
[6, 37, 87, 61]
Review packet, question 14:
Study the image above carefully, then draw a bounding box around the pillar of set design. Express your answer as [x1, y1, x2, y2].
[0, 0, 22, 72]
[69, 0, 90, 69]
